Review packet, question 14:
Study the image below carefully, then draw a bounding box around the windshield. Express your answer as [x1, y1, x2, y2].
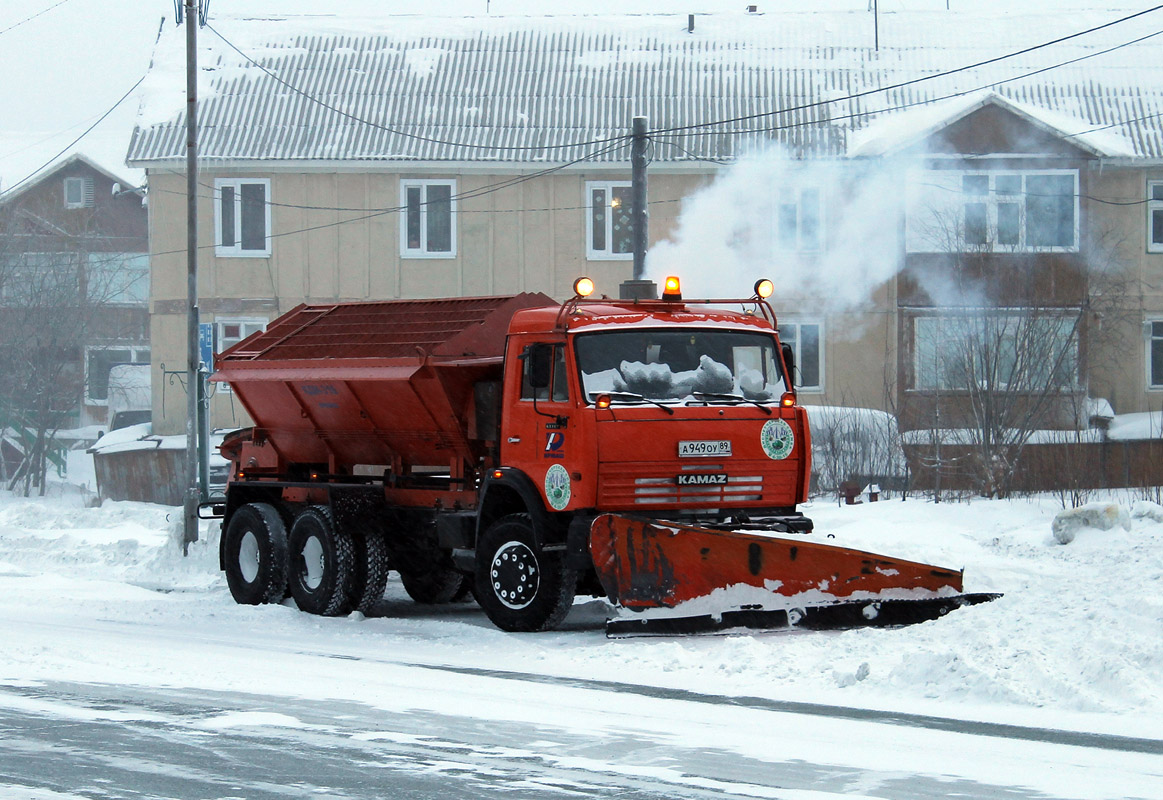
[574, 328, 787, 404]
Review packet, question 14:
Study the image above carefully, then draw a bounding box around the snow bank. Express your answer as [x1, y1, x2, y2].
[0, 490, 1160, 740]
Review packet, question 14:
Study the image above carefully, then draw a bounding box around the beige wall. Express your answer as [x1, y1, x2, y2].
[148, 167, 708, 433]
[1082, 166, 1163, 415]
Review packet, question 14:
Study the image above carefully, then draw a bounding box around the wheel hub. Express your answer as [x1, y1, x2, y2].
[490, 540, 539, 610]
[238, 531, 260, 583]
[300, 534, 325, 590]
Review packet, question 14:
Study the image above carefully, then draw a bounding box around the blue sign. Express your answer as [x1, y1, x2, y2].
[199, 322, 214, 369]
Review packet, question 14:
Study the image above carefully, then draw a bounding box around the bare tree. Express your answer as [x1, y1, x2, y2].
[0, 195, 147, 495]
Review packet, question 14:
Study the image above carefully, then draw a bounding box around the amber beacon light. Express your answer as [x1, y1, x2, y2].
[754, 278, 774, 299]
[662, 276, 683, 302]
[573, 276, 595, 297]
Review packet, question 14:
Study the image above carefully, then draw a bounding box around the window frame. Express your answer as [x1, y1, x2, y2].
[1148, 180, 1163, 254]
[215, 317, 267, 394]
[774, 185, 824, 253]
[585, 180, 634, 261]
[911, 312, 1079, 392]
[63, 177, 87, 209]
[214, 178, 272, 258]
[1149, 318, 1163, 391]
[400, 179, 457, 259]
[777, 319, 824, 392]
[84, 344, 151, 405]
[959, 170, 1078, 253]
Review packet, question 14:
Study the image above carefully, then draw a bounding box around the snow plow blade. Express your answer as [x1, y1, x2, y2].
[589, 514, 1001, 637]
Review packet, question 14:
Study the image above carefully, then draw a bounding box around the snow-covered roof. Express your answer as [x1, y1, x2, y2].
[0, 153, 141, 205]
[127, 9, 1163, 166]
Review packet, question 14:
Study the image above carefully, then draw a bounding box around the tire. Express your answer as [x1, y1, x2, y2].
[223, 502, 288, 605]
[349, 530, 389, 615]
[474, 513, 577, 632]
[400, 568, 466, 605]
[288, 505, 355, 616]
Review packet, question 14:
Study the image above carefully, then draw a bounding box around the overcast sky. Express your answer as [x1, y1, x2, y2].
[0, 1, 1136, 193]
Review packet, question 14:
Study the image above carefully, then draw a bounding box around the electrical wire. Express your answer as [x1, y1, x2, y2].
[204, 22, 628, 155]
[649, 4, 1163, 136]
[1, 75, 145, 199]
[0, 0, 75, 37]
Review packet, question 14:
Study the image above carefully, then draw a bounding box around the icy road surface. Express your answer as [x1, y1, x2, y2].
[0, 492, 1160, 798]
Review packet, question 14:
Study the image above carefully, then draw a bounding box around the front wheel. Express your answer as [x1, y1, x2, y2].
[474, 514, 576, 632]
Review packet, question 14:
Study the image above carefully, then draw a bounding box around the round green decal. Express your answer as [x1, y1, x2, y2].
[761, 419, 794, 460]
[544, 463, 571, 510]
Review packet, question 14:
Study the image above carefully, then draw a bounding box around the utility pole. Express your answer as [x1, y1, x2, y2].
[182, 0, 204, 553]
[620, 116, 655, 300]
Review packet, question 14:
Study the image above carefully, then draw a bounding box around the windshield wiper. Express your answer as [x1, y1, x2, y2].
[691, 391, 773, 415]
[597, 391, 676, 415]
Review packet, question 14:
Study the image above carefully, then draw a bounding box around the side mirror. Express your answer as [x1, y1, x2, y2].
[523, 344, 553, 390]
[781, 342, 796, 387]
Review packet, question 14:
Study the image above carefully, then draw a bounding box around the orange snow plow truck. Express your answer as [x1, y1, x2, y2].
[213, 277, 998, 636]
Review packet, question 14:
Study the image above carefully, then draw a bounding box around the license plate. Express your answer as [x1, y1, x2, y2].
[677, 473, 728, 486]
[678, 440, 732, 457]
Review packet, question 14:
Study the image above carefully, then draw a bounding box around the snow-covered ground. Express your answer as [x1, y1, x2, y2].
[0, 472, 1160, 746]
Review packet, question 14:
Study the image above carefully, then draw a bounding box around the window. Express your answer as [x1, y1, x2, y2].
[1148, 181, 1163, 253]
[906, 169, 1078, 253]
[775, 187, 823, 252]
[521, 344, 570, 402]
[778, 321, 823, 390]
[215, 178, 271, 257]
[913, 314, 1078, 391]
[215, 318, 266, 393]
[1150, 320, 1163, 389]
[401, 180, 456, 258]
[586, 181, 634, 260]
[64, 177, 93, 209]
[86, 345, 150, 404]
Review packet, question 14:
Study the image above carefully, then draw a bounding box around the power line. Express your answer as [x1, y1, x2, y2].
[204, 22, 627, 155]
[146, 138, 629, 258]
[1, 75, 145, 199]
[649, 4, 1163, 137]
[0, 0, 75, 36]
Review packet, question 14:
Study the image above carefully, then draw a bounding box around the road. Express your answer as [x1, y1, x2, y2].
[2, 654, 1159, 800]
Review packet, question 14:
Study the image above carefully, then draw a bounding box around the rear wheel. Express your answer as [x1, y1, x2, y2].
[401, 568, 466, 605]
[349, 530, 389, 614]
[474, 514, 576, 632]
[288, 506, 354, 616]
[222, 503, 288, 605]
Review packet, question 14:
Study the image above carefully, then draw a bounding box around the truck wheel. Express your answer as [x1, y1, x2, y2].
[288, 506, 354, 616]
[223, 503, 288, 605]
[349, 530, 389, 615]
[474, 514, 577, 632]
[401, 568, 466, 605]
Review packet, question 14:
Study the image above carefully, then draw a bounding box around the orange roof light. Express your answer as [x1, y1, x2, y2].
[595, 394, 612, 409]
[754, 278, 774, 299]
[780, 392, 797, 408]
[573, 276, 595, 298]
[662, 275, 682, 302]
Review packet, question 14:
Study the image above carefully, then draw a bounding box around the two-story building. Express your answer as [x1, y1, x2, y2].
[126, 9, 1163, 442]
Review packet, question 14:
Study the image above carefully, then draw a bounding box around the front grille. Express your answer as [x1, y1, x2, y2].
[598, 462, 782, 508]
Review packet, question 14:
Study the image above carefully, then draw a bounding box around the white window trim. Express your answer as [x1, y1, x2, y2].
[216, 317, 267, 394]
[779, 318, 825, 392]
[214, 178, 272, 258]
[773, 186, 825, 254]
[911, 312, 1080, 392]
[400, 179, 457, 259]
[586, 180, 633, 261]
[1148, 317, 1163, 390]
[961, 169, 1079, 253]
[63, 177, 87, 209]
[85, 344, 150, 405]
[1148, 180, 1163, 254]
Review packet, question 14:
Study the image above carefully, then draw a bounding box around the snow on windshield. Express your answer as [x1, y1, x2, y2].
[575, 329, 784, 403]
